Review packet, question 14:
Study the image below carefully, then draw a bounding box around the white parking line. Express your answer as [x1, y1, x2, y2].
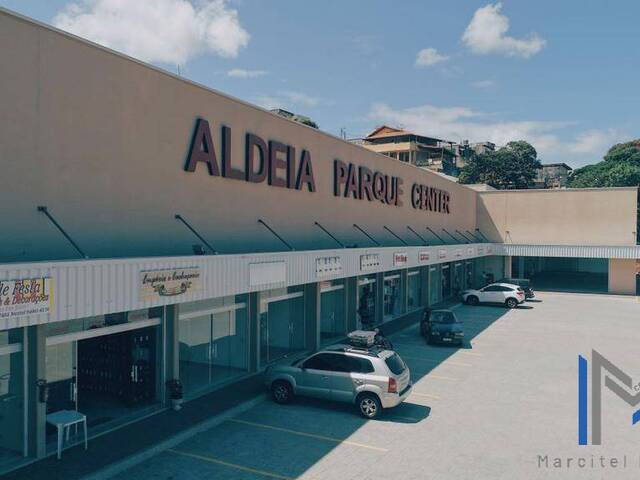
[402, 356, 472, 368]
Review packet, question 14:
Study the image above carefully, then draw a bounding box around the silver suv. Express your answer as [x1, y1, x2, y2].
[264, 345, 412, 418]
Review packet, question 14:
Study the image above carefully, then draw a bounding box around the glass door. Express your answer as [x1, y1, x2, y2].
[429, 267, 440, 305]
[180, 314, 213, 396]
[0, 341, 25, 467]
[259, 291, 305, 365]
[45, 342, 78, 414]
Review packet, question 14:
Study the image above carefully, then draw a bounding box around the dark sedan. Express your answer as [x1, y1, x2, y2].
[420, 309, 464, 346]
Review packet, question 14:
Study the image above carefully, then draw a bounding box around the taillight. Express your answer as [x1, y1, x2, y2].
[388, 377, 398, 393]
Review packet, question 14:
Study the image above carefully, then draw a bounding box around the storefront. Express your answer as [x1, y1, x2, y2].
[407, 269, 423, 311]
[45, 308, 164, 442]
[320, 280, 346, 345]
[0, 329, 25, 472]
[357, 275, 377, 329]
[383, 271, 404, 321]
[178, 296, 249, 398]
[429, 266, 440, 306]
[259, 287, 306, 365]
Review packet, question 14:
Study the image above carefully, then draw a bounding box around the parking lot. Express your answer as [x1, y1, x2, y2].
[107, 292, 640, 480]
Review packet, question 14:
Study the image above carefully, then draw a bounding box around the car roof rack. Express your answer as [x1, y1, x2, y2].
[326, 344, 384, 358]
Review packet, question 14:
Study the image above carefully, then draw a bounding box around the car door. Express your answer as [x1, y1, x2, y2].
[329, 354, 372, 403]
[479, 285, 501, 303]
[297, 353, 333, 399]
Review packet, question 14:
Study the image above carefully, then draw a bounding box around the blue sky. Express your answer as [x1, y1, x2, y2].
[2, 0, 639, 167]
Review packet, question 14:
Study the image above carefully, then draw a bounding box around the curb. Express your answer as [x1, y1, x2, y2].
[82, 393, 268, 480]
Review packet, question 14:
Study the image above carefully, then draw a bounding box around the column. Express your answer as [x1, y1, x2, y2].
[375, 272, 384, 325]
[25, 324, 46, 459]
[248, 292, 260, 372]
[400, 269, 409, 314]
[303, 283, 321, 352]
[164, 304, 179, 404]
[345, 277, 358, 332]
[420, 266, 429, 307]
[504, 255, 512, 278]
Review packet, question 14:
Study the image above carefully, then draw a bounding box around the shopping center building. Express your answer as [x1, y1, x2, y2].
[1, 8, 639, 472]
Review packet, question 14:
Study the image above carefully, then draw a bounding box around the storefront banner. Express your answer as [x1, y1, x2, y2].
[0, 277, 53, 319]
[393, 252, 408, 266]
[419, 251, 430, 262]
[477, 246, 484, 254]
[360, 254, 380, 271]
[486, 246, 493, 254]
[316, 256, 343, 277]
[438, 249, 447, 259]
[139, 267, 202, 301]
[455, 249, 462, 258]
[467, 247, 474, 255]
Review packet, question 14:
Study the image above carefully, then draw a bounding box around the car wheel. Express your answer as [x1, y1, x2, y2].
[467, 295, 479, 306]
[357, 393, 382, 419]
[271, 380, 293, 404]
[505, 298, 518, 309]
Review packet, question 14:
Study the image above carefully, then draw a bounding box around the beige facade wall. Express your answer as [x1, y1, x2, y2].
[608, 259, 636, 295]
[477, 188, 638, 246]
[0, 11, 477, 262]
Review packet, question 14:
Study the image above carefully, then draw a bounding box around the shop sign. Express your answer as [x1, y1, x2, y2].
[454, 249, 462, 258]
[477, 246, 484, 254]
[249, 262, 286, 287]
[438, 249, 447, 259]
[139, 267, 201, 301]
[486, 245, 493, 254]
[316, 256, 342, 277]
[0, 277, 53, 320]
[393, 252, 408, 266]
[419, 251, 430, 262]
[360, 254, 380, 271]
[467, 247, 474, 255]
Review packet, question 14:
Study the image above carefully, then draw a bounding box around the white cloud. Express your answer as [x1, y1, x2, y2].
[367, 102, 624, 166]
[53, 0, 249, 65]
[471, 79, 496, 89]
[415, 48, 450, 67]
[227, 68, 267, 78]
[256, 90, 323, 110]
[566, 129, 625, 155]
[462, 3, 545, 58]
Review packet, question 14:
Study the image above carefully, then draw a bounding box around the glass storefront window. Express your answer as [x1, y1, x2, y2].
[465, 262, 474, 289]
[320, 280, 345, 345]
[179, 295, 249, 397]
[0, 329, 24, 468]
[383, 272, 404, 321]
[442, 264, 452, 299]
[357, 276, 376, 329]
[259, 287, 305, 365]
[407, 270, 422, 311]
[45, 310, 163, 445]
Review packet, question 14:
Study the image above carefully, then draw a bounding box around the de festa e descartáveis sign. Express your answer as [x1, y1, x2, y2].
[185, 118, 450, 214]
[0, 278, 53, 319]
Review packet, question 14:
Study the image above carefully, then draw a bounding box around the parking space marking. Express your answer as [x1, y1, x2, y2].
[167, 449, 293, 480]
[458, 351, 483, 357]
[401, 356, 472, 368]
[228, 418, 388, 452]
[388, 415, 423, 422]
[410, 392, 440, 400]
[418, 373, 458, 381]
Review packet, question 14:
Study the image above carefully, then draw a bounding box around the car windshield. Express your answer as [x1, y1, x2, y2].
[385, 353, 406, 375]
[430, 311, 459, 324]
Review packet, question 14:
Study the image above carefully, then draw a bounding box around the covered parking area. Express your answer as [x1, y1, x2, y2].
[511, 256, 608, 293]
[501, 245, 640, 296]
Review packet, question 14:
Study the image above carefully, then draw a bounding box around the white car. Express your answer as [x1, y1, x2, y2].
[461, 282, 525, 308]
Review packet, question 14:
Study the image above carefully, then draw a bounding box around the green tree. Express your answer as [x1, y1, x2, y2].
[568, 140, 640, 188]
[459, 140, 542, 189]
